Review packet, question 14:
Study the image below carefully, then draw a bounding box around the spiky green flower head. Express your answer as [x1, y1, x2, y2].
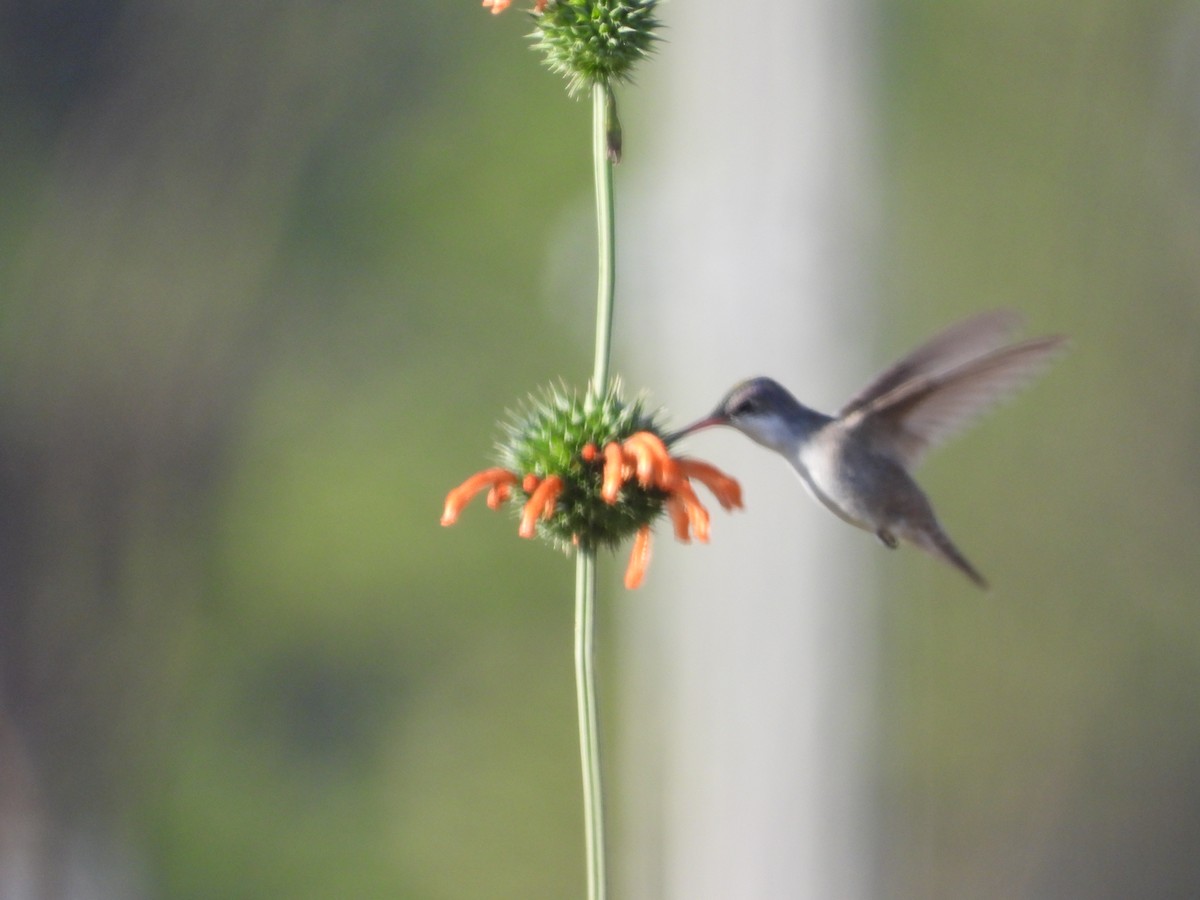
[530, 0, 662, 97]
[498, 381, 666, 551]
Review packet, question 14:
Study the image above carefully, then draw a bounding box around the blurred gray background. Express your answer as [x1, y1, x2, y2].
[0, 1, 1197, 898]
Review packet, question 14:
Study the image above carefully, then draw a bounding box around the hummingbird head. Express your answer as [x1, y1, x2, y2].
[671, 377, 809, 454]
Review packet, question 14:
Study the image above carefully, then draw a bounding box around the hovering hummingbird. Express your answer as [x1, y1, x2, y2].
[670, 310, 1068, 588]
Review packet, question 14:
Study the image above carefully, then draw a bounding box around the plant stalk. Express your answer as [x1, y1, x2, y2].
[574, 80, 616, 900]
[574, 549, 605, 900]
[591, 83, 616, 392]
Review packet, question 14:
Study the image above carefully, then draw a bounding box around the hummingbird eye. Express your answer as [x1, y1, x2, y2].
[730, 397, 759, 417]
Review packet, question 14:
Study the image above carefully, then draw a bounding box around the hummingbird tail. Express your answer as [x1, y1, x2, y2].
[916, 526, 989, 589]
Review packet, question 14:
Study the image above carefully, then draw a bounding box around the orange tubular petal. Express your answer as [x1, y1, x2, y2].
[678, 459, 744, 511]
[666, 494, 692, 542]
[655, 456, 682, 491]
[486, 482, 512, 510]
[624, 526, 653, 590]
[581, 443, 599, 463]
[601, 442, 627, 503]
[522, 473, 540, 493]
[442, 468, 517, 526]
[622, 432, 679, 490]
[672, 480, 711, 543]
[519, 475, 563, 538]
[621, 439, 656, 488]
[482, 0, 511, 14]
[538, 475, 562, 518]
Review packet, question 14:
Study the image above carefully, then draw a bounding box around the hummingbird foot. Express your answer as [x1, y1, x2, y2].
[876, 529, 899, 550]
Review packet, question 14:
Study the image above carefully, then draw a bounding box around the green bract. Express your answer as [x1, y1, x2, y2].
[498, 382, 666, 551]
[531, 0, 662, 97]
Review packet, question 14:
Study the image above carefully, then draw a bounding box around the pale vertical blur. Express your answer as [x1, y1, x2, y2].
[620, 0, 878, 897]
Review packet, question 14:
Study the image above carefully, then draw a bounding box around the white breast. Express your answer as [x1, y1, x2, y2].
[789, 444, 874, 533]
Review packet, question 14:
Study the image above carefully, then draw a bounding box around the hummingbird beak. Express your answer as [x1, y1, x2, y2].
[664, 412, 727, 446]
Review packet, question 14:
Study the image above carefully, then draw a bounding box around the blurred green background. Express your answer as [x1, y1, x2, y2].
[0, 1, 1197, 898]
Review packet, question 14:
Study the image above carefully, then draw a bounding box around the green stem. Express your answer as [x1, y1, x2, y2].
[574, 549, 605, 900]
[591, 83, 616, 392]
[574, 80, 616, 900]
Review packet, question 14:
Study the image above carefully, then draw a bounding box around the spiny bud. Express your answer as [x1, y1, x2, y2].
[442, 381, 744, 588]
[530, 0, 662, 97]
[498, 381, 666, 551]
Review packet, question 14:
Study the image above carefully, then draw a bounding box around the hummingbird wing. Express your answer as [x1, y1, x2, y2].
[847, 334, 1068, 468]
[838, 309, 1026, 417]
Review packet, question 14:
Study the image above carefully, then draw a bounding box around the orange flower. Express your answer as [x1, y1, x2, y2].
[441, 468, 518, 526]
[589, 431, 738, 585]
[624, 526, 653, 589]
[664, 495, 691, 542]
[441, 430, 742, 590]
[677, 459, 743, 511]
[622, 431, 680, 490]
[600, 442, 628, 504]
[483, 0, 547, 14]
[667, 479, 710, 543]
[519, 475, 564, 538]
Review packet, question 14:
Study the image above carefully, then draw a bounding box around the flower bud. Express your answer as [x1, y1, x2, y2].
[498, 382, 666, 551]
[531, 0, 662, 97]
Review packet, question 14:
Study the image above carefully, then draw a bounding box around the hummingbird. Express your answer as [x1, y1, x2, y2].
[670, 310, 1068, 588]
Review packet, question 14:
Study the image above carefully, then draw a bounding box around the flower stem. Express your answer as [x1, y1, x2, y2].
[574, 549, 606, 900]
[591, 82, 616, 392]
[574, 80, 616, 900]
